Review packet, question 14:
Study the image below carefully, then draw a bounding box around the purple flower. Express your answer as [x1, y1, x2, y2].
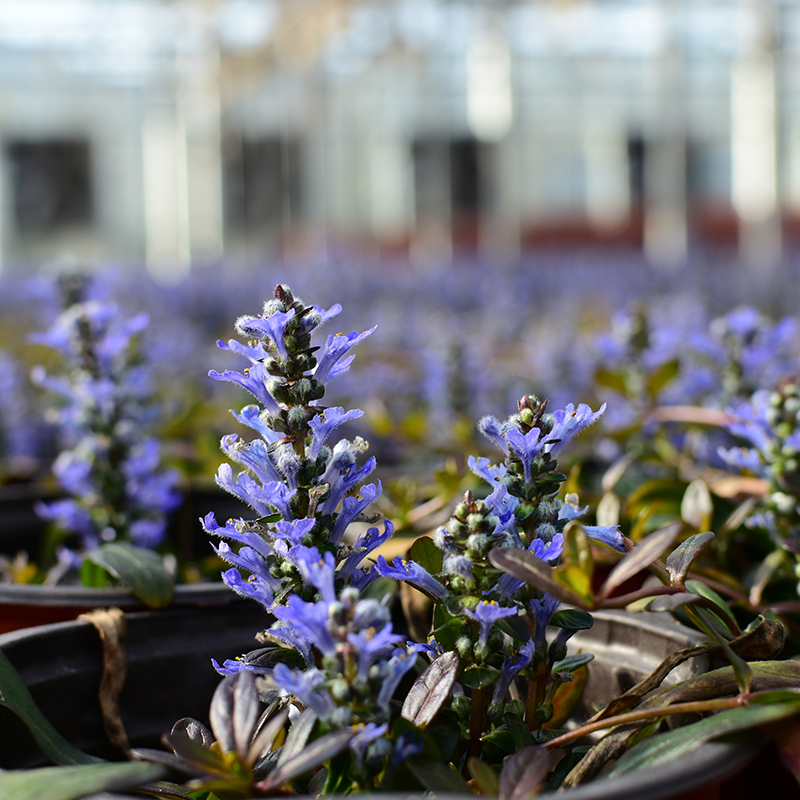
[338, 521, 395, 582]
[505, 426, 547, 483]
[323, 458, 378, 520]
[290, 547, 337, 603]
[308, 407, 364, 461]
[347, 624, 406, 682]
[273, 518, 316, 547]
[376, 650, 417, 712]
[465, 600, 518, 650]
[545, 403, 606, 457]
[273, 596, 338, 659]
[467, 455, 507, 485]
[477, 415, 509, 454]
[313, 327, 377, 385]
[582, 525, 625, 552]
[129, 518, 167, 548]
[236, 309, 295, 361]
[212, 658, 263, 676]
[270, 663, 336, 719]
[221, 434, 283, 485]
[492, 639, 536, 704]
[530, 593, 561, 648]
[215, 465, 296, 519]
[375, 556, 449, 600]
[266, 625, 315, 667]
[221, 567, 277, 610]
[35, 499, 95, 545]
[350, 722, 389, 769]
[201, 514, 273, 559]
[329, 481, 382, 544]
[209, 360, 282, 417]
[230, 404, 282, 440]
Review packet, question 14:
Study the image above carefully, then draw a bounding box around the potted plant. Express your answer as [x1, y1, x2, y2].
[2, 284, 800, 799]
[0, 295, 238, 633]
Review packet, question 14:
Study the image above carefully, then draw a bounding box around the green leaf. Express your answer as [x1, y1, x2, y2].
[0, 648, 103, 766]
[610, 699, 800, 777]
[85, 542, 175, 608]
[467, 757, 499, 796]
[549, 609, 594, 631]
[552, 653, 594, 673]
[430, 616, 464, 653]
[665, 531, 715, 588]
[407, 537, 442, 576]
[79, 558, 110, 588]
[595, 367, 628, 396]
[0, 762, 165, 800]
[554, 565, 594, 607]
[504, 712, 535, 751]
[405, 756, 472, 794]
[460, 665, 499, 690]
[684, 579, 740, 635]
[645, 358, 680, 400]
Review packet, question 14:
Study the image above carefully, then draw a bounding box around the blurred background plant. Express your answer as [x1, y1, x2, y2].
[1, 284, 186, 602]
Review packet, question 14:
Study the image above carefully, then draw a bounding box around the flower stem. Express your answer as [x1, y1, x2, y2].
[464, 686, 486, 771]
[544, 695, 746, 749]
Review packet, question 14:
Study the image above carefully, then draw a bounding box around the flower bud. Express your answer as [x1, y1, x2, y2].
[455, 635, 473, 658]
[329, 707, 353, 728]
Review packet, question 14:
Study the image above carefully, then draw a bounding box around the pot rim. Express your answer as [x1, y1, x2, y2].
[0, 581, 236, 607]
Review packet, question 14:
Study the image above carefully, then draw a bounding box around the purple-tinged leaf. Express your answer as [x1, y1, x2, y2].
[160, 732, 229, 776]
[401, 651, 459, 728]
[275, 708, 317, 767]
[209, 672, 257, 754]
[489, 548, 588, 609]
[761, 713, 800, 785]
[170, 718, 215, 749]
[599, 524, 680, 602]
[498, 745, 551, 800]
[665, 531, 715, 589]
[233, 672, 261, 755]
[247, 707, 290, 767]
[257, 727, 355, 792]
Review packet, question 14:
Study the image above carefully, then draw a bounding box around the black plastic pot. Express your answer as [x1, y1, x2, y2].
[0, 483, 250, 633]
[0, 602, 269, 768]
[0, 607, 770, 799]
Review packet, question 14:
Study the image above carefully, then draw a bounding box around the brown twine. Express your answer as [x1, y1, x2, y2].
[78, 607, 130, 754]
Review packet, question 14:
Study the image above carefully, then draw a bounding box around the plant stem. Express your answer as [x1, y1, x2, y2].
[464, 686, 486, 771]
[599, 584, 684, 609]
[525, 660, 548, 731]
[544, 695, 746, 750]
